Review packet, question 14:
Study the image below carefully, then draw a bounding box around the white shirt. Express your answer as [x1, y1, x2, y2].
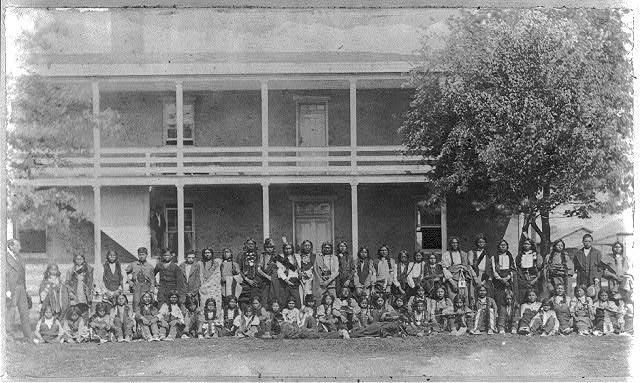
[109, 263, 116, 274]
[185, 264, 192, 280]
[583, 248, 591, 257]
[497, 253, 511, 270]
[520, 251, 536, 268]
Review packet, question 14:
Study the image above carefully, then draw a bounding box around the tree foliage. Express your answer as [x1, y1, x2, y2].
[400, 9, 633, 254]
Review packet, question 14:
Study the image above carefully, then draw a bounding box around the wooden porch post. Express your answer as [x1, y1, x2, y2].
[261, 80, 269, 169]
[350, 181, 359, 258]
[262, 181, 270, 240]
[93, 185, 102, 279]
[349, 79, 357, 173]
[176, 81, 184, 174]
[176, 183, 185, 264]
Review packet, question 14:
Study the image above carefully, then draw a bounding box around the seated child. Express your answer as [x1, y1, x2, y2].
[336, 287, 361, 330]
[34, 306, 63, 344]
[352, 295, 374, 331]
[89, 302, 113, 343]
[182, 295, 203, 339]
[263, 301, 282, 338]
[316, 294, 342, 333]
[551, 283, 573, 335]
[497, 289, 520, 334]
[157, 290, 185, 341]
[469, 285, 498, 335]
[407, 286, 430, 315]
[518, 289, 542, 335]
[109, 293, 135, 342]
[282, 297, 301, 327]
[276, 312, 349, 339]
[220, 248, 242, 299]
[391, 295, 411, 328]
[430, 286, 453, 332]
[299, 295, 318, 330]
[61, 306, 90, 343]
[592, 290, 622, 336]
[405, 298, 433, 336]
[234, 306, 261, 338]
[349, 294, 402, 338]
[219, 296, 241, 337]
[570, 285, 595, 335]
[135, 291, 160, 341]
[201, 298, 220, 338]
[447, 294, 474, 335]
[529, 298, 559, 336]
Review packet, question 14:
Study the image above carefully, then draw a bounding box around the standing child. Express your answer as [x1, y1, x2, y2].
[282, 297, 301, 327]
[34, 306, 63, 344]
[135, 291, 160, 341]
[234, 306, 261, 337]
[155, 249, 184, 306]
[518, 289, 542, 335]
[157, 290, 185, 341]
[529, 298, 559, 336]
[89, 302, 113, 343]
[569, 285, 595, 335]
[220, 248, 242, 300]
[497, 289, 520, 334]
[38, 264, 70, 319]
[592, 290, 622, 336]
[219, 296, 241, 337]
[551, 283, 573, 335]
[447, 295, 473, 335]
[469, 285, 498, 335]
[201, 298, 220, 338]
[61, 306, 90, 343]
[126, 247, 156, 310]
[406, 251, 426, 297]
[182, 295, 203, 339]
[109, 294, 135, 342]
[102, 250, 125, 311]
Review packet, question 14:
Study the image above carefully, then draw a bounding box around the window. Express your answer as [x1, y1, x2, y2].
[165, 203, 195, 252]
[163, 100, 194, 146]
[416, 202, 442, 250]
[18, 229, 46, 253]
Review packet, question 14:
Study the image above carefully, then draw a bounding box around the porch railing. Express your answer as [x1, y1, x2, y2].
[42, 146, 431, 178]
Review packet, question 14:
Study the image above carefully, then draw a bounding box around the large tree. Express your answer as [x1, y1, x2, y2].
[400, 9, 633, 255]
[7, 19, 121, 231]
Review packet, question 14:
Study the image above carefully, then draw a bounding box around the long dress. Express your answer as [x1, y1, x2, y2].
[199, 258, 222, 310]
[39, 276, 71, 318]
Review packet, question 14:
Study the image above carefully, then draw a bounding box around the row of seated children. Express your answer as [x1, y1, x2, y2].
[33, 280, 633, 343]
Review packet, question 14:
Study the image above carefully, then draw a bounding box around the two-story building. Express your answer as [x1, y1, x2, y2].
[12, 7, 514, 267]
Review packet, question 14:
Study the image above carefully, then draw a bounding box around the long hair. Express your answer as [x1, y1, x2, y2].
[447, 236, 461, 251]
[203, 298, 217, 319]
[612, 241, 624, 255]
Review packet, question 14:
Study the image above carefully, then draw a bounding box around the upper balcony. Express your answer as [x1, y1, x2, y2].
[29, 76, 432, 186]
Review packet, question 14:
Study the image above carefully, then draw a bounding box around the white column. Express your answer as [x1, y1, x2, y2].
[176, 183, 185, 264]
[92, 81, 100, 176]
[93, 185, 102, 281]
[350, 181, 359, 258]
[349, 79, 357, 173]
[261, 80, 269, 169]
[176, 81, 184, 174]
[262, 182, 270, 240]
[440, 200, 448, 255]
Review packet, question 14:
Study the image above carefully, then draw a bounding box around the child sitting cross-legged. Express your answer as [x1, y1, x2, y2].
[157, 290, 185, 341]
[496, 289, 520, 334]
[219, 296, 241, 337]
[551, 283, 573, 335]
[446, 294, 474, 335]
[281, 297, 301, 327]
[201, 298, 221, 338]
[34, 305, 63, 344]
[518, 289, 542, 335]
[61, 305, 90, 343]
[89, 302, 113, 343]
[405, 298, 433, 337]
[181, 295, 203, 339]
[529, 298, 559, 336]
[592, 289, 622, 336]
[469, 285, 498, 335]
[234, 305, 261, 338]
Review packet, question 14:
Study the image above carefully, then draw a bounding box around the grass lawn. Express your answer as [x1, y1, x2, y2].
[4, 334, 632, 379]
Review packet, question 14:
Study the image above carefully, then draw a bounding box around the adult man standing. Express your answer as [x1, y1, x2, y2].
[313, 242, 339, 302]
[5, 239, 35, 343]
[179, 250, 202, 306]
[574, 234, 603, 289]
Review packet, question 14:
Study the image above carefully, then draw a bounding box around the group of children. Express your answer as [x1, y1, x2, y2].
[33, 276, 633, 343]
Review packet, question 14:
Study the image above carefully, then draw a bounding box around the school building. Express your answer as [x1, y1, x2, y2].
[15, 7, 519, 267]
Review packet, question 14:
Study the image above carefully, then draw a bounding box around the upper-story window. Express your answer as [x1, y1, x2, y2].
[163, 99, 194, 146]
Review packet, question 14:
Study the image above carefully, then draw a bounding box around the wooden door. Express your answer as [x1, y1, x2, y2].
[293, 201, 333, 251]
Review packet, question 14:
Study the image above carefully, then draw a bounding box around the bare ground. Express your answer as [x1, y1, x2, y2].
[3, 334, 632, 380]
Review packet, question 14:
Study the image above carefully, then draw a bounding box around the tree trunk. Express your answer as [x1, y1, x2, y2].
[539, 184, 552, 256]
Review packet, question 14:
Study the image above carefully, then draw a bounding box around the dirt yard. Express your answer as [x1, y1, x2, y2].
[3, 334, 632, 379]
